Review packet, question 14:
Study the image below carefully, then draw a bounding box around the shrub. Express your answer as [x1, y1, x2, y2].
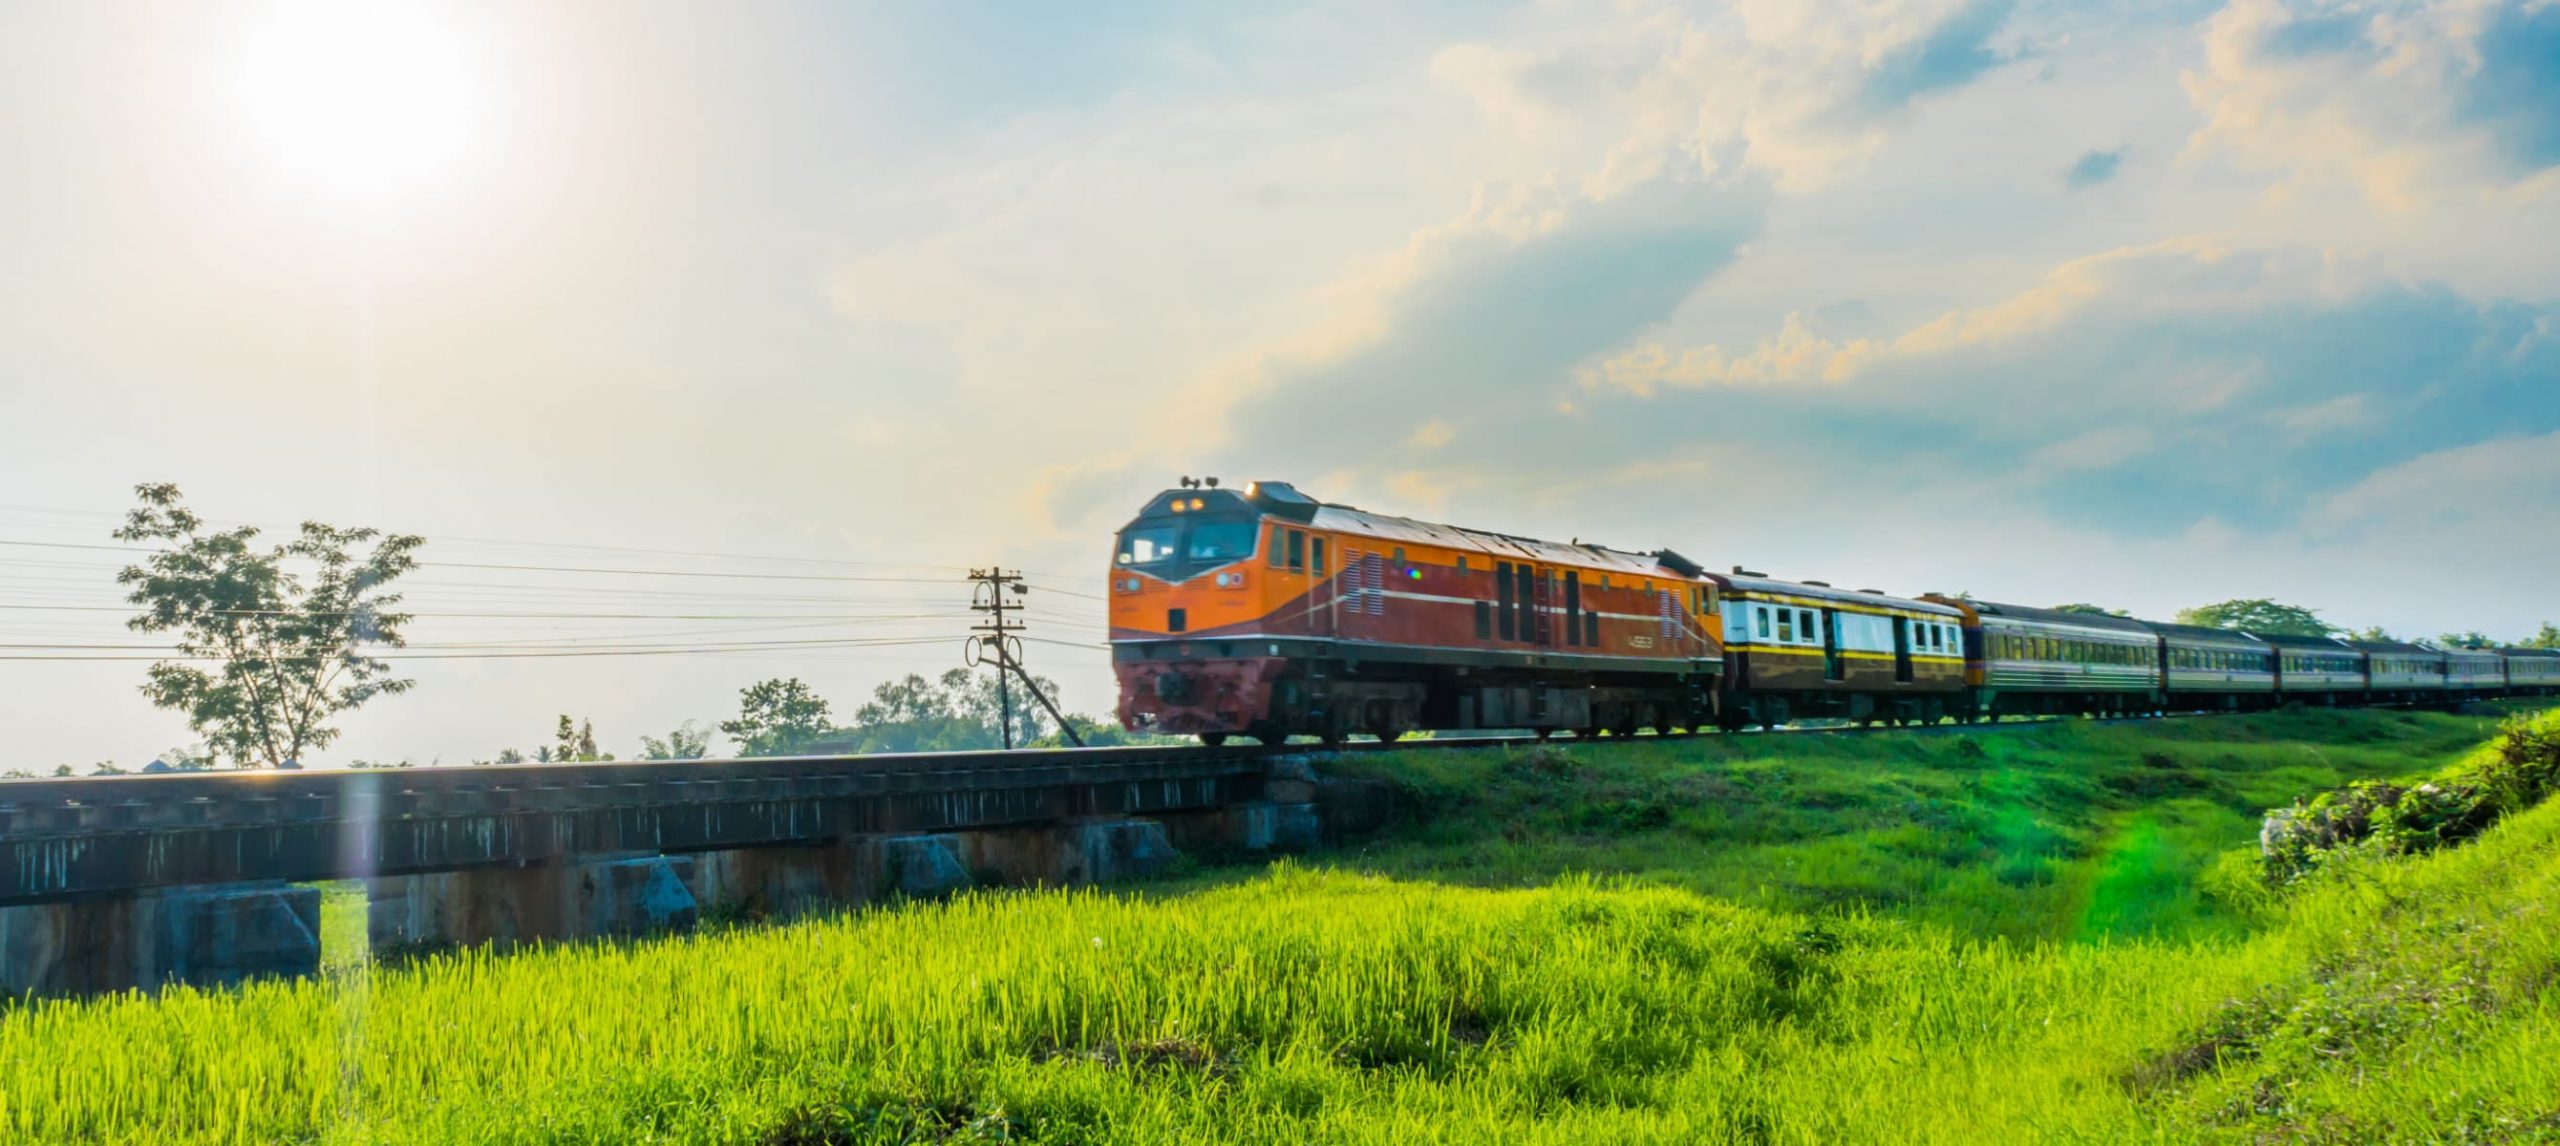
[2261, 713, 2560, 882]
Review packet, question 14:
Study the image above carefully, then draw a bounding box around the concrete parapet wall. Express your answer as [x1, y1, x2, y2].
[4, 756, 1401, 996]
[0, 881, 319, 997]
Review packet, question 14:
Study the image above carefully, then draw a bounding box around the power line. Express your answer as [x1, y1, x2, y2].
[0, 636, 954, 663]
[0, 603, 970, 621]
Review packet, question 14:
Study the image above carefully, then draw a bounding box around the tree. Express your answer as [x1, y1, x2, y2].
[2345, 625, 2397, 642]
[639, 720, 713, 760]
[2525, 622, 2560, 651]
[2438, 630, 2493, 650]
[2051, 603, 2129, 618]
[547, 715, 611, 762]
[2173, 598, 2334, 638]
[115, 483, 421, 770]
[722, 678, 835, 756]
[817, 669, 1068, 753]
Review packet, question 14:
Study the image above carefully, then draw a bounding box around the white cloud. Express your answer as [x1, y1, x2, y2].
[1430, 0, 2023, 191]
[2183, 0, 2560, 210]
[1582, 237, 2367, 392]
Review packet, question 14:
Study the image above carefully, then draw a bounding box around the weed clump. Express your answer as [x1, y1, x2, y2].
[2260, 713, 2560, 882]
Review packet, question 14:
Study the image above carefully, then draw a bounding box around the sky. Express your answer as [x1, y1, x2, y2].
[1, 0, 2555, 769]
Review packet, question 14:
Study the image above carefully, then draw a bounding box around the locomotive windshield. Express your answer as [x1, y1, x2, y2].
[1185, 521, 1258, 561]
[1117, 526, 1180, 566]
[1115, 515, 1260, 574]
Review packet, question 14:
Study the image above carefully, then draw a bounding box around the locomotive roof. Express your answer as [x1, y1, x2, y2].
[2499, 647, 2560, 659]
[1712, 574, 1960, 616]
[1305, 503, 1680, 580]
[2147, 621, 2272, 648]
[1967, 601, 2156, 636]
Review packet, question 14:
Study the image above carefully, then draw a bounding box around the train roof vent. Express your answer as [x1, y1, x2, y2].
[1731, 565, 1765, 577]
[1802, 580, 1831, 587]
[1243, 480, 1321, 521]
[1654, 548, 1704, 578]
[1858, 588, 1884, 594]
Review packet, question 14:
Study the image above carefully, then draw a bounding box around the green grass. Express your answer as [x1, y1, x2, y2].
[1320, 705, 2533, 944]
[3, 706, 2555, 1143]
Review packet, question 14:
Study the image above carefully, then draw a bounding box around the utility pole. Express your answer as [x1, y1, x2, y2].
[967, 568, 1084, 748]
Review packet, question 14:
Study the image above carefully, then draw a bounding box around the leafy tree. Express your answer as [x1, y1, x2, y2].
[639, 720, 713, 760]
[493, 748, 527, 765]
[821, 669, 1068, 753]
[2173, 598, 2335, 638]
[2345, 625, 2397, 642]
[2525, 622, 2560, 651]
[2051, 603, 2129, 618]
[547, 716, 611, 762]
[115, 483, 421, 769]
[2438, 630, 2494, 650]
[1031, 714, 1181, 748]
[152, 744, 215, 772]
[722, 678, 835, 756]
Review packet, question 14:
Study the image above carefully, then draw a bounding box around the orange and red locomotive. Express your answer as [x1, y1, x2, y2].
[1108, 481, 1723, 743]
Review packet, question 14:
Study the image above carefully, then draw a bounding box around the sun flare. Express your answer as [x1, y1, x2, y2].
[236, 2, 486, 208]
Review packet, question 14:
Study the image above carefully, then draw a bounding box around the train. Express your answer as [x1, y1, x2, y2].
[1107, 480, 2560, 743]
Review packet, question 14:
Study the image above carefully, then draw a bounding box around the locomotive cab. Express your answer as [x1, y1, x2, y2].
[1112, 486, 1266, 589]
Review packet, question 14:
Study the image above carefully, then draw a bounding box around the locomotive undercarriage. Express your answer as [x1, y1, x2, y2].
[1117, 651, 1716, 745]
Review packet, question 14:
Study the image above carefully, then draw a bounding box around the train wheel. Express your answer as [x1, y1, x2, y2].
[1200, 733, 1229, 747]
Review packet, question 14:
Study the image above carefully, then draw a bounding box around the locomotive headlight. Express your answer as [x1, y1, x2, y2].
[1117, 577, 1142, 593]
[1214, 571, 1244, 588]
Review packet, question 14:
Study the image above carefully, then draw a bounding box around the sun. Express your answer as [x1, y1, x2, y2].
[236, 2, 486, 210]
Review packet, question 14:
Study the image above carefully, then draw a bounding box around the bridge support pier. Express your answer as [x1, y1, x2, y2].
[367, 854, 699, 954]
[687, 838, 887, 920]
[0, 881, 319, 997]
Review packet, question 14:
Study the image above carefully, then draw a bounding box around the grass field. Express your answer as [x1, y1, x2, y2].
[1316, 705, 2534, 944]
[3, 706, 2555, 1143]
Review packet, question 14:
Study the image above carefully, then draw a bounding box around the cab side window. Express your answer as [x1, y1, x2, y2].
[1286, 529, 1306, 571]
[1267, 525, 1286, 568]
[1312, 537, 1327, 577]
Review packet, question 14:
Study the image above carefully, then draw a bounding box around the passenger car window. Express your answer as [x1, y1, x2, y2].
[1778, 611, 1794, 643]
[1756, 607, 1770, 639]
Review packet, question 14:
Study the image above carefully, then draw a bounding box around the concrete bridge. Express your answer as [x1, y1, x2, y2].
[0, 745, 1362, 996]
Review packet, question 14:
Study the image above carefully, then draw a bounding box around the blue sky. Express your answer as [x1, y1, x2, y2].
[0, 0, 2554, 766]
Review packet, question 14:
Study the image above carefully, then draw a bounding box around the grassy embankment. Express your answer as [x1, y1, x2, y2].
[1316, 705, 2534, 944]
[3, 705, 2556, 1143]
